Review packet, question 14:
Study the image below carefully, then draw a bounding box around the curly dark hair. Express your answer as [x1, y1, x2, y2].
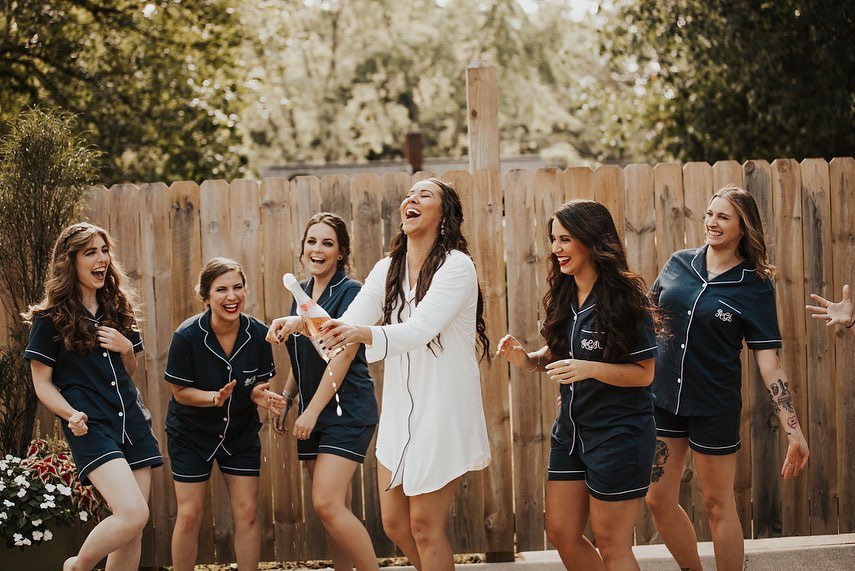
[542, 200, 655, 363]
[382, 178, 490, 362]
[22, 223, 139, 353]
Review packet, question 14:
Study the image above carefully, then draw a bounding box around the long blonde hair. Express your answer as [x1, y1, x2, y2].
[22, 223, 139, 352]
[712, 185, 775, 280]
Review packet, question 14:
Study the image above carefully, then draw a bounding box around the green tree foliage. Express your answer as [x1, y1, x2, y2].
[601, 0, 855, 161]
[0, 0, 247, 183]
[0, 108, 99, 455]
[240, 0, 617, 169]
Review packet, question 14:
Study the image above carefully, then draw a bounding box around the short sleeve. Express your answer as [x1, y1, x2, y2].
[164, 331, 196, 386]
[128, 328, 144, 354]
[256, 326, 276, 382]
[626, 311, 658, 363]
[24, 315, 60, 367]
[744, 281, 782, 350]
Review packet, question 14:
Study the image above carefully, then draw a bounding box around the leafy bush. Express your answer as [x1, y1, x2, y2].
[0, 434, 104, 549]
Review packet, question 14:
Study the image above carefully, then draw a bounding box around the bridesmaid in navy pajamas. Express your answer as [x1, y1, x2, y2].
[645, 185, 810, 571]
[24, 223, 162, 571]
[164, 257, 282, 571]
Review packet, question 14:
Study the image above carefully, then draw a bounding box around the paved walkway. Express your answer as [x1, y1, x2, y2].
[379, 533, 855, 570]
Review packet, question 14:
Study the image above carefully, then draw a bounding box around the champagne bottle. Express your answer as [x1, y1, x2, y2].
[282, 273, 342, 362]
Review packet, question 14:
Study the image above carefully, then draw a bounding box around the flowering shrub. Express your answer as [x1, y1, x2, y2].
[0, 436, 103, 549]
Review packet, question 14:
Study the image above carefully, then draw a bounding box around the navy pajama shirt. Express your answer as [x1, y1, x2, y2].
[548, 292, 658, 502]
[164, 311, 275, 482]
[649, 246, 782, 453]
[284, 269, 378, 463]
[24, 312, 163, 485]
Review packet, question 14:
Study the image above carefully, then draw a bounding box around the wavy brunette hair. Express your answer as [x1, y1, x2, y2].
[23, 223, 139, 353]
[382, 178, 490, 362]
[541, 200, 655, 363]
[711, 185, 775, 280]
[298, 212, 351, 275]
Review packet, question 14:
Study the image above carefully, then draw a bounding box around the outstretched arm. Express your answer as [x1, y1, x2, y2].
[754, 349, 810, 479]
[806, 284, 855, 338]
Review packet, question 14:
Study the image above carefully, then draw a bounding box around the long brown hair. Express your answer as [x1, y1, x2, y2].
[711, 185, 775, 280]
[382, 178, 490, 362]
[542, 200, 655, 362]
[23, 223, 139, 352]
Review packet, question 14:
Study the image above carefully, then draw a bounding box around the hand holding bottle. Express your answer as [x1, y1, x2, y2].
[282, 273, 343, 361]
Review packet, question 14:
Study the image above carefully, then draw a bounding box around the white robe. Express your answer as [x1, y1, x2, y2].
[341, 249, 491, 495]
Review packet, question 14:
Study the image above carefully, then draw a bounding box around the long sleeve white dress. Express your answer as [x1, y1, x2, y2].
[341, 249, 491, 495]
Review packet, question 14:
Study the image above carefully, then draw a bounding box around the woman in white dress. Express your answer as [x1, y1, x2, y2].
[321, 177, 491, 570]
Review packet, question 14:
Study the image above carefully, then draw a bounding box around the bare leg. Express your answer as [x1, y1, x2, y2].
[170, 480, 208, 571]
[222, 473, 261, 571]
[309, 455, 379, 570]
[589, 496, 643, 571]
[377, 463, 420, 569]
[407, 477, 461, 571]
[63, 459, 150, 571]
[545, 480, 603, 570]
[104, 467, 152, 571]
[645, 437, 703, 570]
[693, 452, 743, 571]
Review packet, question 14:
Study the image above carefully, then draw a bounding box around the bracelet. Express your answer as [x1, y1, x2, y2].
[211, 392, 217, 406]
[282, 391, 295, 405]
[847, 315, 855, 329]
[527, 354, 542, 372]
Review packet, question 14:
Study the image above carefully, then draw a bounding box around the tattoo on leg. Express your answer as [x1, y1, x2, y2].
[768, 378, 795, 414]
[651, 439, 670, 482]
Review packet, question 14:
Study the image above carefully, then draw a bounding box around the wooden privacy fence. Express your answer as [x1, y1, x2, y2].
[14, 158, 855, 566]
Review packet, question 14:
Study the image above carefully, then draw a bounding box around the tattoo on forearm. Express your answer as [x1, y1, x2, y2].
[786, 415, 799, 435]
[651, 439, 670, 482]
[768, 378, 795, 414]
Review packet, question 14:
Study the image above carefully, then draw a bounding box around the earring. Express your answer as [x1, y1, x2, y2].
[440, 220, 446, 236]
[338, 256, 343, 260]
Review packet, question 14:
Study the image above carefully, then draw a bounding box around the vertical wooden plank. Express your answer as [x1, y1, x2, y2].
[537, 168, 571, 549]
[104, 184, 151, 555]
[228, 179, 264, 320]
[712, 160, 744, 192]
[799, 159, 837, 535]
[744, 160, 780, 538]
[198, 179, 235, 563]
[378, 173, 409, 261]
[260, 177, 305, 561]
[167, 180, 211, 561]
[351, 173, 395, 556]
[713, 160, 752, 540]
[652, 163, 686, 267]
[290, 177, 323, 277]
[682, 163, 712, 248]
[770, 159, 809, 537]
[679, 163, 712, 542]
[319, 174, 352, 219]
[82, 184, 110, 227]
[321, 175, 364, 528]
[137, 183, 174, 567]
[440, 170, 487, 555]
[503, 169, 545, 552]
[623, 164, 657, 544]
[593, 166, 625, 242]
[562, 166, 595, 202]
[474, 169, 514, 556]
[829, 157, 855, 533]
[466, 61, 500, 174]
[624, 164, 657, 287]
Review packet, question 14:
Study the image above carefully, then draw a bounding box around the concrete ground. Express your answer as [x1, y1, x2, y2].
[379, 533, 855, 570]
